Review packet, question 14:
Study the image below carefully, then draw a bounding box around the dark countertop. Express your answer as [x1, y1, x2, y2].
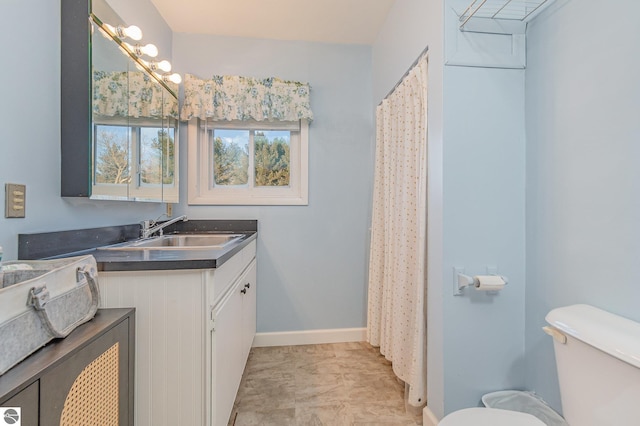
[92, 232, 256, 271]
[18, 220, 257, 272]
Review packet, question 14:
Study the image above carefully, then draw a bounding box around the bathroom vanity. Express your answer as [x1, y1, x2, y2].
[18, 220, 258, 426]
[98, 238, 256, 426]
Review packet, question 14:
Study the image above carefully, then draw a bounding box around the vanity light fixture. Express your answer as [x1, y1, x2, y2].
[92, 14, 181, 89]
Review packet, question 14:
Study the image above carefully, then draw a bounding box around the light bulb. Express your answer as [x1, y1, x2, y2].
[163, 73, 182, 84]
[137, 43, 158, 58]
[103, 22, 142, 41]
[158, 60, 172, 72]
[125, 43, 158, 58]
[114, 24, 142, 41]
[149, 60, 172, 73]
[122, 25, 143, 40]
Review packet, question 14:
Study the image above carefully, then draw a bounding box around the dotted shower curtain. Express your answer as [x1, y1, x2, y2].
[367, 53, 428, 408]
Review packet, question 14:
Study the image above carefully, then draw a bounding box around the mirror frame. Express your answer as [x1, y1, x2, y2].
[61, 0, 91, 197]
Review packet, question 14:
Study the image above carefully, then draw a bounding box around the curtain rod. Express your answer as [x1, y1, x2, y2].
[378, 45, 429, 106]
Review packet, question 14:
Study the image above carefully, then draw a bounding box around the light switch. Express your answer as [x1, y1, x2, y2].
[5, 183, 26, 218]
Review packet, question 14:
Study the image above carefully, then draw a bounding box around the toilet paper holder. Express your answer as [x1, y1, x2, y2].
[453, 267, 508, 296]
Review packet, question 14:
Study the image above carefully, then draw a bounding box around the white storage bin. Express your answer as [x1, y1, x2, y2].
[0, 255, 99, 375]
[482, 390, 568, 426]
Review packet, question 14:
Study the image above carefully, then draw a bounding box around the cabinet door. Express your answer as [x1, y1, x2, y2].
[240, 260, 257, 361]
[40, 319, 131, 426]
[211, 281, 243, 426]
[1, 381, 39, 426]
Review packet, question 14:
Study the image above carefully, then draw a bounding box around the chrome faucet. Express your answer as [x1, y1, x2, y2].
[140, 215, 188, 239]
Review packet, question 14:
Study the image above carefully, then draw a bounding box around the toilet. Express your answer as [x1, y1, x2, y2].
[439, 407, 545, 425]
[438, 304, 640, 425]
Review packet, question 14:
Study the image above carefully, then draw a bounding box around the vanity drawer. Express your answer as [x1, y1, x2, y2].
[207, 240, 256, 305]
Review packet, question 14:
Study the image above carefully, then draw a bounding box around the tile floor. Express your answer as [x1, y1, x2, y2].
[228, 342, 423, 425]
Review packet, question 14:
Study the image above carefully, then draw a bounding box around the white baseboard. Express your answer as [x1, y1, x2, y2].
[423, 406, 439, 426]
[253, 327, 367, 347]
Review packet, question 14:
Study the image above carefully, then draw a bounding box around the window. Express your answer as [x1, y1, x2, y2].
[92, 117, 178, 202]
[188, 119, 308, 205]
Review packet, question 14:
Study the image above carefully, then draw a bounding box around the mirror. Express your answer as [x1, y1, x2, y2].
[61, 0, 178, 203]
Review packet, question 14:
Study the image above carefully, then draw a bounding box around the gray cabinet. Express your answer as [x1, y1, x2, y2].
[2, 382, 38, 426]
[0, 309, 135, 426]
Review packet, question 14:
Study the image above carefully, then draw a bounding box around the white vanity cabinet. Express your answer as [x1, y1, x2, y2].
[98, 240, 256, 426]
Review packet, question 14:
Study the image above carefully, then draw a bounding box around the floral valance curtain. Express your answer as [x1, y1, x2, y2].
[180, 73, 313, 122]
[93, 71, 179, 119]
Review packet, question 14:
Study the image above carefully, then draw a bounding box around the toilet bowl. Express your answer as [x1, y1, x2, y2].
[438, 407, 545, 426]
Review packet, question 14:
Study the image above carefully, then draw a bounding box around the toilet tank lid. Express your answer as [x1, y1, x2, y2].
[546, 304, 640, 369]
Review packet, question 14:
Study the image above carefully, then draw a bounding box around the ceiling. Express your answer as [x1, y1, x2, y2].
[149, 0, 396, 45]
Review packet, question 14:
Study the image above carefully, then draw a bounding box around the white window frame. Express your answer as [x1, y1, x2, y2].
[188, 118, 309, 205]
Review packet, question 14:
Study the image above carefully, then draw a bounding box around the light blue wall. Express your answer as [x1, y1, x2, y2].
[372, 0, 446, 418]
[524, 0, 640, 412]
[0, 0, 171, 261]
[172, 34, 373, 333]
[443, 65, 526, 412]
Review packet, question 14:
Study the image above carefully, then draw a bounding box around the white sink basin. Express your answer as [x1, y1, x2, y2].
[99, 234, 246, 251]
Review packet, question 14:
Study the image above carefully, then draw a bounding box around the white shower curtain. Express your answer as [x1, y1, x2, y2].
[367, 54, 428, 407]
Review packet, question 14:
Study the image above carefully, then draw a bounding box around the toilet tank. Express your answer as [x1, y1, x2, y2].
[545, 304, 640, 426]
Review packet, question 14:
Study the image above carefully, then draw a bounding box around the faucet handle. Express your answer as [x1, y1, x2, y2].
[140, 220, 151, 238]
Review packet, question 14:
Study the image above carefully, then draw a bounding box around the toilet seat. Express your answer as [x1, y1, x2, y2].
[439, 407, 546, 426]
